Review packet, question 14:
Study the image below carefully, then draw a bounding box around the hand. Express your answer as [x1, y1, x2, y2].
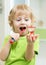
[26, 33, 38, 43]
[10, 31, 20, 41]
[27, 26, 38, 43]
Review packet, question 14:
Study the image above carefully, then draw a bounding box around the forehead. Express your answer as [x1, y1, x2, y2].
[15, 10, 31, 17]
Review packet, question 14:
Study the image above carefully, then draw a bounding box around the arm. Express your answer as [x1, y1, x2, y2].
[0, 32, 20, 61]
[25, 34, 38, 61]
[0, 39, 11, 61]
[25, 41, 34, 61]
[25, 26, 39, 61]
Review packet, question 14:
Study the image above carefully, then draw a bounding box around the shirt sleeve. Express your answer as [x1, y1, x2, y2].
[34, 36, 39, 55]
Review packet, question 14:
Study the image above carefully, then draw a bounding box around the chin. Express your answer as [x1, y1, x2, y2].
[20, 32, 27, 36]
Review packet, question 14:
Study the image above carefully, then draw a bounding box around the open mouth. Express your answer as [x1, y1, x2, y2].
[19, 27, 26, 31]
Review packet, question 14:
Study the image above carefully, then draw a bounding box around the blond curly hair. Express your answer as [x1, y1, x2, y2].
[8, 4, 35, 27]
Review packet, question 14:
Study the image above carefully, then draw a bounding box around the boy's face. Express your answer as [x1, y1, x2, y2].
[12, 10, 32, 36]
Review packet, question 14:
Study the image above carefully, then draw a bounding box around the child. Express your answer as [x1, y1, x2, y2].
[0, 4, 39, 65]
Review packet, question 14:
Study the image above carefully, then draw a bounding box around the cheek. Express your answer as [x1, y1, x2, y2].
[13, 22, 19, 32]
[27, 21, 32, 26]
[13, 22, 19, 27]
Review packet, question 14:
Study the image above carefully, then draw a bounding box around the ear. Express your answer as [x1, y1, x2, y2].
[9, 21, 13, 27]
[31, 13, 36, 22]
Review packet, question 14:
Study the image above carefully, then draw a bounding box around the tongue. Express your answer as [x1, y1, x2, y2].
[21, 29, 24, 31]
[20, 29, 25, 35]
[21, 29, 25, 32]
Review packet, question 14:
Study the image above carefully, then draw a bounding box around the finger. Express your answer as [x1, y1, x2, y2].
[32, 36, 36, 41]
[34, 34, 39, 39]
[30, 35, 33, 41]
[32, 34, 39, 41]
[10, 31, 20, 40]
[29, 35, 35, 42]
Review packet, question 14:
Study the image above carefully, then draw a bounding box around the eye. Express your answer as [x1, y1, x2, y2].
[16, 18, 21, 21]
[25, 18, 29, 21]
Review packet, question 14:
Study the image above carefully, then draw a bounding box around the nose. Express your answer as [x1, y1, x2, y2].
[20, 19, 25, 24]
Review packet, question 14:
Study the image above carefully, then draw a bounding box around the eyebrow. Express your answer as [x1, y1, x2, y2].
[15, 16, 30, 20]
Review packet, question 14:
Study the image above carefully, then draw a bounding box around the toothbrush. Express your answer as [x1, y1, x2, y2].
[9, 31, 20, 44]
